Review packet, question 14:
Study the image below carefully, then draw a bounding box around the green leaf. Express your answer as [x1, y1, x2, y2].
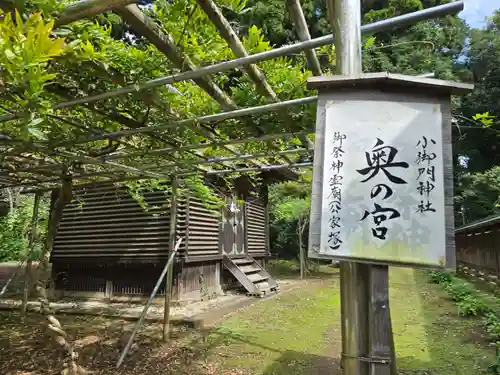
[4, 49, 16, 60]
[364, 36, 376, 50]
[27, 118, 46, 140]
[472, 112, 496, 128]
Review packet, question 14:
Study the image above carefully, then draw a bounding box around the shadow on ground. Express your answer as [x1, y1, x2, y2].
[203, 328, 342, 375]
[260, 350, 341, 375]
[0, 311, 230, 375]
[267, 260, 340, 281]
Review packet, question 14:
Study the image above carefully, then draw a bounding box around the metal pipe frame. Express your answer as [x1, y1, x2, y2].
[0, 1, 462, 123]
[0, 1, 465, 190]
[138, 148, 311, 169]
[60, 96, 318, 147]
[1, 147, 310, 187]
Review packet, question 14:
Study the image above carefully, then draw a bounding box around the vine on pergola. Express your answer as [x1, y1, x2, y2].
[0, 0, 315, 204]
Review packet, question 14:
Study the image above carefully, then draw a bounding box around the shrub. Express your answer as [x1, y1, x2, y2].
[430, 270, 500, 372]
[444, 281, 475, 302]
[485, 312, 500, 342]
[457, 295, 491, 316]
[429, 270, 453, 284]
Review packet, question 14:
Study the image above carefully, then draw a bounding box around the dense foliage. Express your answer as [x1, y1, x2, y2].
[0, 0, 315, 262]
[0, 0, 314, 204]
[0, 193, 48, 262]
[268, 175, 311, 259]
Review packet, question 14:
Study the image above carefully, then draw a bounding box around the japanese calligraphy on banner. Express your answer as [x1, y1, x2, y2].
[320, 99, 446, 266]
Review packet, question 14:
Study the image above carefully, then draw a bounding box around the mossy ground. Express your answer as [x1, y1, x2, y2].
[0, 263, 495, 375]
[208, 265, 495, 375]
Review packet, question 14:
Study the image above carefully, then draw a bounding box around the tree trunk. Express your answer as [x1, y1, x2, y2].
[32, 172, 88, 375]
[35, 176, 73, 313]
[22, 191, 42, 318]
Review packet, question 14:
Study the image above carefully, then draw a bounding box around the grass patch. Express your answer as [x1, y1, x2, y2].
[208, 278, 341, 374]
[394, 269, 495, 374]
[267, 259, 339, 279]
[428, 269, 500, 373]
[201, 268, 496, 375]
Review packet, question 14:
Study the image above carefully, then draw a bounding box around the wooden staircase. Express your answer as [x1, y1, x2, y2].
[222, 255, 280, 297]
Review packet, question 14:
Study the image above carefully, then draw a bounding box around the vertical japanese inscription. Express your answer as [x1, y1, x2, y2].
[415, 136, 437, 213]
[357, 138, 409, 240]
[327, 132, 346, 250]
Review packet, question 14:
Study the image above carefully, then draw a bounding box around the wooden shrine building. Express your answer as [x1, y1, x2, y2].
[49, 173, 283, 302]
[455, 214, 500, 292]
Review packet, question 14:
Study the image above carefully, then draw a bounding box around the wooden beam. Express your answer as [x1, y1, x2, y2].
[116, 4, 237, 111]
[22, 191, 42, 317]
[196, 0, 313, 152]
[56, 0, 138, 26]
[116, 4, 287, 169]
[195, 0, 277, 100]
[286, 0, 323, 76]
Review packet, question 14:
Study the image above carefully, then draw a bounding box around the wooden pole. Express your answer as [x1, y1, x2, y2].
[22, 191, 42, 317]
[326, 0, 370, 373]
[163, 177, 178, 342]
[368, 265, 395, 375]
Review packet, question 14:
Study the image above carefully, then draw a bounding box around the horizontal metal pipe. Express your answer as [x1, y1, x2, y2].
[1, 130, 313, 174]
[3, 147, 310, 185]
[105, 130, 313, 160]
[9, 161, 315, 191]
[51, 96, 318, 147]
[101, 70, 432, 159]
[181, 162, 313, 176]
[55, 150, 168, 179]
[138, 147, 311, 169]
[1, 145, 310, 186]
[0, 1, 463, 123]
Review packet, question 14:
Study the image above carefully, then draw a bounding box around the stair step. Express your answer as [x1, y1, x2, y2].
[233, 258, 253, 265]
[254, 280, 271, 290]
[240, 265, 260, 274]
[222, 254, 279, 297]
[248, 273, 269, 283]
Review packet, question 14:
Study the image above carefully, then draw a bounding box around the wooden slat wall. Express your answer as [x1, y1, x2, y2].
[52, 262, 173, 296]
[185, 197, 220, 259]
[455, 223, 500, 291]
[176, 196, 188, 254]
[177, 261, 219, 298]
[245, 198, 268, 256]
[52, 183, 173, 261]
[53, 263, 106, 293]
